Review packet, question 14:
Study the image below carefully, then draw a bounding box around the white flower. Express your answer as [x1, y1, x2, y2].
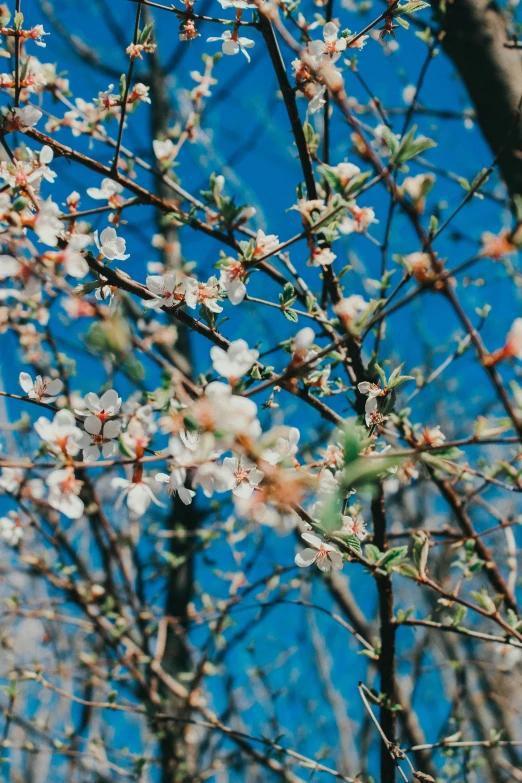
[308, 22, 347, 64]
[422, 425, 446, 447]
[505, 318, 522, 360]
[180, 429, 201, 451]
[184, 275, 223, 313]
[34, 199, 63, 247]
[0, 514, 23, 546]
[19, 372, 63, 402]
[341, 514, 367, 540]
[95, 275, 114, 304]
[295, 327, 316, 351]
[87, 178, 123, 201]
[216, 0, 256, 7]
[155, 469, 195, 505]
[210, 339, 259, 380]
[403, 251, 432, 282]
[47, 468, 84, 519]
[261, 427, 300, 465]
[112, 476, 165, 515]
[207, 31, 255, 62]
[94, 227, 129, 261]
[78, 388, 121, 417]
[27, 24, 49, 47]
[221, 456, 264, 499]
[253, 229, 279, 258]
[331, 162, 361, 187]
[338, 206, 377, 235]
[153, 139, 175, 160]
[34, 145, 56, 184]
[402, 84, 417, 104]
[364, 396, 386, 428]
[0, 255, 22, 280]
[145, 273, 183, 309]
[358, 381, 384, 399]
[5, 105, 42, 133]
[334, 295, 369, 328]
[219, 258, 248, 305]
[307, 86, 327, 115]
[318, 467, 340, 494]
[34, 409, 82, 457]
[76, 418, 121, 462]
[295, 532, 343, 572]
[198, 381, 261, 439]
[192, 460, 236, 498]
[309, 247, 336, 267]
[0, 468, 24, 493]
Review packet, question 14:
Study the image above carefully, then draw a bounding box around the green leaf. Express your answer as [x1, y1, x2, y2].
[470, 588, 496, 614]
[139, 23, 154, 44]
[336, 532, 362, 555]
[392, 0, 430, 15]
[365, 544, 382, 563]
[413, 531, 429, 577]
[377, 546, 408, 571]
[344, 170, 372, 196]
[451, 604, 467, 627]
[395, 607, 414, 623]
[283, 308, 298, 322]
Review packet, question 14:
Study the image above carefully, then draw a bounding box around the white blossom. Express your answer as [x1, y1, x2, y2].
[207, 31, 255, 61]
[155, 469, 195, 505]
[47, 468, 84, 519]
[221, 456, 264, 499]
[94, 227, 129, 261]
[0, 255, 22, 280]
[184, 276, 223, 313]
[294, 532, 343, 572]
[219, 259, 248, 305]
[34, 199, 63, 247]
[199, 381, 261, 439]
[210, 339, 259, 380]
[5, 105, 42, 133]
[0, 514, 23, 546]
[76, 418, 121, 462]
[87, 178, 123, 201]
[341, 514, 367, 540]
[261, 427, 300, 465]
[112, 475, 165, 515]
[19, 372, 63, 402]
[153, 139, 175, 160]
[145, 273, 184, 309]
[308, 22, 346, 64]
[34, 409, 82, 457]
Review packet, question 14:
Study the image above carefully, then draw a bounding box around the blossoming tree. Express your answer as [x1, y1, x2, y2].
[0, 0, 522, 781]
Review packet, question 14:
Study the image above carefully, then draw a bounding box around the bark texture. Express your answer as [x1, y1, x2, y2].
[437, 0, 522, 195]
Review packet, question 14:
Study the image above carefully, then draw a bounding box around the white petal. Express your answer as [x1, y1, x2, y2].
[127, 485, 151, 515]
[84, 392, 101, 412]
[323, 22, 338, 42]
[102, 441, 117, 458]
[294, 548, 317, 567]
[328, 551, 344, 570]
[103, 420, 121, 440]
[19, 372, 34, 393]
[301, 532, 322, 548]
[100, 389, 120, 412]
[46, 379, 63, 396]
[83, 445, 101, 462]
[0, 255, 21, 279]
[84, 415, 102, 435]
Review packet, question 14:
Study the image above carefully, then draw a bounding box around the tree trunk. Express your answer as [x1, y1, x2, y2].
[437, 0, 522, 196]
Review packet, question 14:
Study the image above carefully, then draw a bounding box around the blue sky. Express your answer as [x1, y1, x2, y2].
[1, 0, 521, 779]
